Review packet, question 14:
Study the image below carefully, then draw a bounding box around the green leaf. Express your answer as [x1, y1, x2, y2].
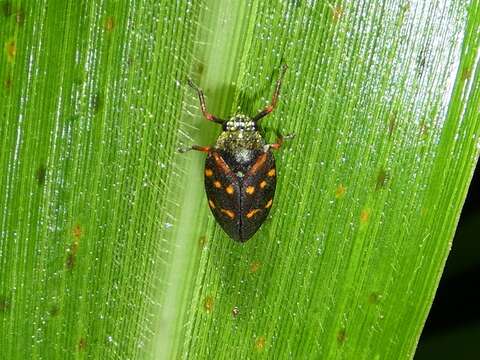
[1, 1, 479, 359]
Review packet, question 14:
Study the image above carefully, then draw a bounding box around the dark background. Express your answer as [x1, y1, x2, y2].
[415, 164, 480, 358]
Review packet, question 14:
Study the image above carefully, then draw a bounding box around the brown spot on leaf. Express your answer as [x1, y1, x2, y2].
[0, 295, 10, 312]
[250, 261, 261, 273]
[49, 304, 60, 317]
[417, 55, 426, 74]
[461, 67, 472, 81]
[198, 235, 207, 248]
[105, 16, 115, 32]
[65, 253, 76, 270]
[337, 328, 346, 344]
[335, 184, 346, 199]
[15, 8, 24, 25]
[421, 206, 428, 217]
[203, 295, 214, 313]
[5, 38, 16, 62]
[78, 337, 87, 351]
[376, 169, 389, 190]
[232, 306, 239, 318]
[368, 292, 381, 304]
[92, 93, 103, 114]
[65, 238, 80, 270]
[419, 120, 429, 137]
[73, 69, 85, 85]
[255, 336, 266, 351]
[35, 164, 46, 185]
[72, 224, 83, 239]
[1, 1, 12, 16]
[332, 5, 343, 22]
[360, 208, 370, 224]
[388, 112, 397, 137]
[70, 240, 79, 255]
[4, 76, 12, 89]
[196, 62, 204, 75]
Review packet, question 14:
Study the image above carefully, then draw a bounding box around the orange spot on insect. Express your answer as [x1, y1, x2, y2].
[208, 199, 215, 209]
[255, 335, 266, 351]
[267, 168, 276, 177]
[213, 180, 222, 188]
[220, 208, 235, 219]
[246, 185, 255, 195]
[265, 199, 273, 209]
[246, 209, 261, 219]
[226, 185, 234, 194]
[259, 180, 267, 189]
[205, 168, 213, 177]
[204, 295, 214, 313]
[335, 184, 346, 199]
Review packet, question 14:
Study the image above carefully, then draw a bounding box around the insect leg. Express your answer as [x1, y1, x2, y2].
[187, 79, 224, 124]
[265, 133, 295, 150]
[253, 64, 288, 122]
[178, 145, 212, 153]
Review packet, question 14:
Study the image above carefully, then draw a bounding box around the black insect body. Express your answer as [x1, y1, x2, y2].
[181, 65, 292, 242]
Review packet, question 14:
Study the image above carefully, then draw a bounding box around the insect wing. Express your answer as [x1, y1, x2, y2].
[239, 151, 276, 241]
[204, 152, 242, 240]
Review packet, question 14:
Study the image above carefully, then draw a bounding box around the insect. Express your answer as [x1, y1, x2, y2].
[180, 64, 293, 242]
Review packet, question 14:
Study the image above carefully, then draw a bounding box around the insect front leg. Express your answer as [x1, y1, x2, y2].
[178, 145, 213, 153]
[265, 132, 295, 151]
[187, 79, 224, 124]
[253, 64, 288, 122]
